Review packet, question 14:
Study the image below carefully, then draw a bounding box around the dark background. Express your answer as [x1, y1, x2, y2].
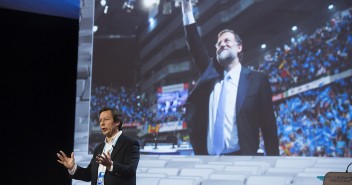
[1, 7, 77, 185]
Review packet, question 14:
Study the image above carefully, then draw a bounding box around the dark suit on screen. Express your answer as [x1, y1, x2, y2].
[71, 133, 140, 185]
[184, 23, 279, 156]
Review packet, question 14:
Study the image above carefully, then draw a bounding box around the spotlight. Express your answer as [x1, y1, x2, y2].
[261, 43, 266, 49]
[100, 0, 106, 6]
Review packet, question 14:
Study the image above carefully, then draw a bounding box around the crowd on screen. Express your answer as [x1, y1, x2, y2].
[274, 77, 352, 157]
[90, 85, 184, 127]
[257, 8, 352, 95]
[90, 85, 152, 125]
[89, 8, 352, 157]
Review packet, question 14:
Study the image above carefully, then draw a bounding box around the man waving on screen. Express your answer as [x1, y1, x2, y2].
[181, 0, 279, 156]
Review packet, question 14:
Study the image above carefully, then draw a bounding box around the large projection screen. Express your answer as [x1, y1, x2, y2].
[73, 1, 352, 184]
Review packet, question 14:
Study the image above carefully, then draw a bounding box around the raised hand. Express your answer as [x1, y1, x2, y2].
[57, 150, 75, 170]
[96, 150, 112, 169]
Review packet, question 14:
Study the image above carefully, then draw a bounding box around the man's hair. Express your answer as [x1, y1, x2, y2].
[99, 106, 123, 130]
[218, 29, 243, 62]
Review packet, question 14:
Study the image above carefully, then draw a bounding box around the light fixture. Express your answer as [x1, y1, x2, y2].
[104, 5, 108, 14]
[100, 0, 106, 6]
[93, 25, 98, 32]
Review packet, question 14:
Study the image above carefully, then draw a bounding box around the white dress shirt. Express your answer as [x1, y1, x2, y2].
[208, 64, 242, 154]
[69, 131, 122, 183]
[182, 2, 241, 154]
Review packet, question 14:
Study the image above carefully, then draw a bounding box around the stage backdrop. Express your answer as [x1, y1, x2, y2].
[72, 1, 352, 174]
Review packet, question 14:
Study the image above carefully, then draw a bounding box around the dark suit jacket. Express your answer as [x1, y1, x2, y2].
[71, 133, 140, 185]
[184, 23, 279, 156]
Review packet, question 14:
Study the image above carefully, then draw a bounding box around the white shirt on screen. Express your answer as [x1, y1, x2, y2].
[208, 64, 241, 154]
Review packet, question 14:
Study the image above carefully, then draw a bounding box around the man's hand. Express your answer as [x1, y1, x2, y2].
[96, 151, 112, 169]
[57, 151, 75, 170]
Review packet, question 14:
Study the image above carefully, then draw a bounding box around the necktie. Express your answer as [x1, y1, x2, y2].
[213, 76, 229, 155]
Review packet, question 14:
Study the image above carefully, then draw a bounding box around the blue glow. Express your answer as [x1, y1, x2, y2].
[0, 0, 80, 19]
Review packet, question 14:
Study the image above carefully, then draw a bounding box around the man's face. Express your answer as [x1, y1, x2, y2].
[215, 32, 242, 67]
[99, 110, 119, 137]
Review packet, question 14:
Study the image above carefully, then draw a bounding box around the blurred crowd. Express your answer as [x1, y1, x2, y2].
[257, 8, 352, 94]
[274, 77, 351, 157]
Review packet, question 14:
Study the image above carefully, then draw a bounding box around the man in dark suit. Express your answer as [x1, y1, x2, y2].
[57, 107, 140, 185]
[181, 0, 279, 156]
